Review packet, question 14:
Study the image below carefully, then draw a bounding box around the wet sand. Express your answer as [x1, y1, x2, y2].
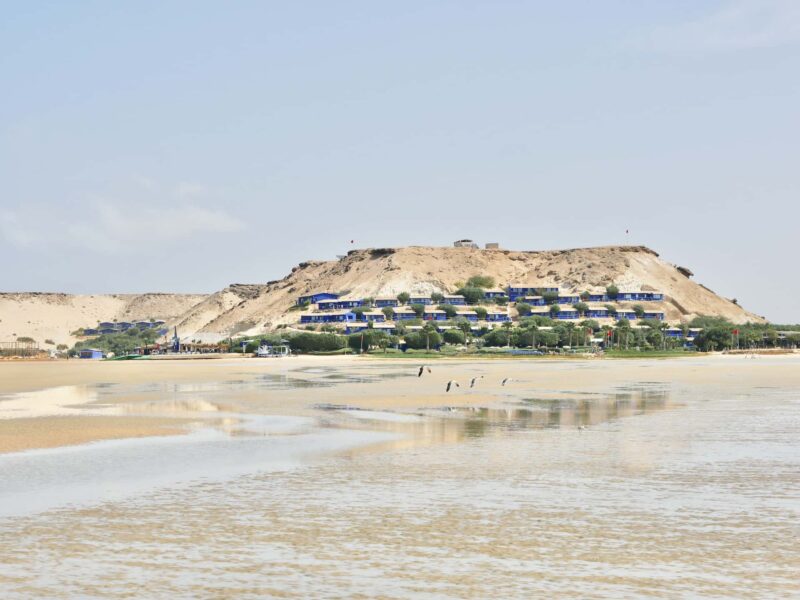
[1, 355, 799, 597]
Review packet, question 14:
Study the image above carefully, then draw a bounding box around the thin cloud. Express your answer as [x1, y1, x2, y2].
[641, 0, 800, 53]
[1, 201, 245, 253]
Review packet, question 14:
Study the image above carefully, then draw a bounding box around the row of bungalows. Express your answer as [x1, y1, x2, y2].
[344, 322, 507, 335]
[664, 327, 702, 339]
[512, 288, 664, 303]
[317, 298, 364, 311]
[530, 306, 665, 321]
[507, 285, 559, 301]
[300, 310, 356, 324]
[297, 292, 339, 306]
[407, 294, 468, 306]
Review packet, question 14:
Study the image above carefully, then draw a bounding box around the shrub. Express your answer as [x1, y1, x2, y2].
[430, 292, 444, 303]
[404, 330, 442, 350]
[573, 302, 589, 316]
[455, 287, 485, 305]
[438, 304, 457, 318]
[396, 292, 410, 304]
[494, 297, 508, 306]
[549, 304, 561, 317]
[381, 307, 394, 320]
[474, 306, 487, 320]
[466, 275, 495, 289]
[606, 284, 619, 300]
[288, 333, 347, 353]
[580, 291, 591, 301]
[44, 339, 55, 345]
[605, 304, 618, 316]
[348, 330, 389, 352]
[410, 303, 425, 317]
[632, 304, 645, 318]
[17, 336, 35, 343]
[516, 302, 532, 316]
[442, 329, 466, 345]
[542, 291, 559, 305]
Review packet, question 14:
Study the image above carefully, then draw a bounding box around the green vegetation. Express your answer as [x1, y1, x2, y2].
[397, 292, 410, 304]
[381, 307, 395, 320]
[410, 303, 425, 317]
[580, 291, 591, 301]
[474, 306, 488, 320]
[606, 284, 619, 300]
[438, 304, 457, 318]
[455, 286, 485, 305]
[541, 291, 559, 305]
[442, 329, 466, 345]
[516, 302, 532, 316]
[430, 292, 444, 303]
[632, 304, 645, 318]
[466, 275, 495, 288]
[573, 302, 589, 317]
[549, 304, 561, 317]
[288, 333, 347, 353]
[17, 336, 35, 343]
[72, 328, 161, 357]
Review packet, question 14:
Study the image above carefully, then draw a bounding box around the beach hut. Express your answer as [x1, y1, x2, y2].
[79, 348, 103, 359]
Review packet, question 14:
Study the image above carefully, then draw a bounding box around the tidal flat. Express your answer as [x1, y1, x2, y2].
[1, 355, 798, 598]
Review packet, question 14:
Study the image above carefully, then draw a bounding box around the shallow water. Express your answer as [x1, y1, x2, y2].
[1, 358, 799, 598]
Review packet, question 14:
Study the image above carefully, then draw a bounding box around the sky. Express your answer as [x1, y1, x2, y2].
[1, 1, 798, 322]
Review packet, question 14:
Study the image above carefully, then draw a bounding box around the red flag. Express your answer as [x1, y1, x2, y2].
[733, 329, 739, 335]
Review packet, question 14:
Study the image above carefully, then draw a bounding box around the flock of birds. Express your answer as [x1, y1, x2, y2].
[417, 365, 512, 392]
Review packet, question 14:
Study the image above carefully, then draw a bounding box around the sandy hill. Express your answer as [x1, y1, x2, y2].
[170, 245, 765, 340]
[0, 293, 207, 347]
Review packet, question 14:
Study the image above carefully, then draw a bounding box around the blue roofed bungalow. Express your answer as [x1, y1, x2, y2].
[317, 298, 364, 311]
[409, 295, 432, 305]
[300, 311, 356, 324]
[483, 288, 507, 300]
[297, 292, 339, 306]
[555, 307, 579, 320]
[393, 307, 418, 321]
[485, 309, 510, 322]
[585, 306, 609, 319]
[616, 309, 638, 320]
[521, 296, 547, 306]
[642, 310, 665, 321]
[441, 294, 466, 305]
[665, 328, 684, 338]
[558, 295, 580, 305]
[423, 308, 447, 321]
[361, 311, 386, 322]
[455, 309, 478, 322]
[83, 328, 98, 336]
[587, 293, 607, 302]
[615, 291, 664, 302]
[345, 322, 396, 335]
[374, 297, 399, 307]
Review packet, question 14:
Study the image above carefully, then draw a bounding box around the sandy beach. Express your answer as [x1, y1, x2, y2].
[1, 354, 799, 598]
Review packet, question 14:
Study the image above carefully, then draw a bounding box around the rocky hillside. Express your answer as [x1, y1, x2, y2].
[170, 245, 765, 340]
[0, 293, 207, 347]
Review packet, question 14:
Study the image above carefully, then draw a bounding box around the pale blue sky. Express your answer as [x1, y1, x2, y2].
[1, 1, 798, 321]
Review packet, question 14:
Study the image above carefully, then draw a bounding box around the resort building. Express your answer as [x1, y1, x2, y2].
[441, 294, 466, 306]
[345, 322, 396, 335]
[317, 298, 364, 311]
[641, 310, 665, 321]
[557, 295, 580, 305]
[297, 292, 339, 306]
[300, 311, 356, 324]
[585, 306, 610, 319]
[555, 307, 579, 320]
[78, 348, 103, 359]
[409, 295, 432, 305]
[616, 309, 638, 320]
[374, 297, 399, 307]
